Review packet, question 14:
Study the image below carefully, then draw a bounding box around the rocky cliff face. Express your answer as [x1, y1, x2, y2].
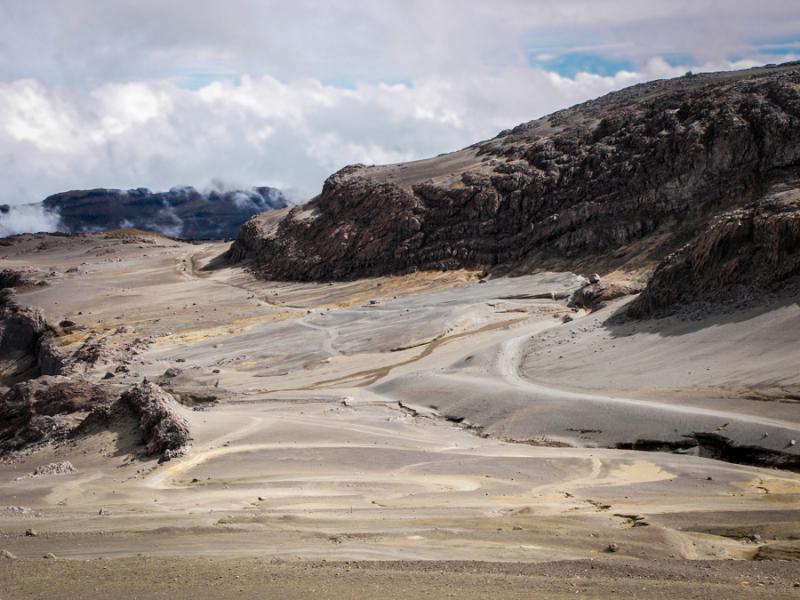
[230, 63, 800, 304]
[42, 185, 289, 240]
[0, 271, 67, 384]
[628, 176, 800, 317]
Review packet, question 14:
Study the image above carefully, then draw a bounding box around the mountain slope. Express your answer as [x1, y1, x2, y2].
[230, 63, 800, 309]
[42, 185, 289, 240]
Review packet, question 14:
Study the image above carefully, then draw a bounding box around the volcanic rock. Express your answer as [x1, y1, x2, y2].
[0, 305, 52, 382]
[119, 382, 190, 461]
[754, 541, 800, 561]
[0, 376, 114, 453]
[628, 181, 800, 317]
[0, 273, 69, 383]
[569, 282, 641, 311]
[15, 461, 78, 480]
[71, 333, 154, 367]
[0, 269, 29, 289]
[230, 62, 800, 316]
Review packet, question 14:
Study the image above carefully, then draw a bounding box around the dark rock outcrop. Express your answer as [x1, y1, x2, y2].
[0, 271, 70, 383]
[0, 269, 27, 289]
[618, 432, 800, 472]
[42, 185, 289, 240]
[0, 374, 191, 460]
[0, 376, 114, 453]
[628, 180, 800, 317]
[231, 62, 800, 309]
[119, 382, 190, 461]
[0, 304, 67, 384]
[755, 542, 800, 561]
[70, 332, 153, 368]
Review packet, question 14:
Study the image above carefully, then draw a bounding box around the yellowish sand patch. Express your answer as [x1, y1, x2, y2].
[230, 311, 296, 325]
[164, 328, 245, 344]
[739, 475, 800, 495]
[230, 360, 257, 371]
[155, 312, 295, 345]
[598, 460, 675, 487]
[333, 270, 481, 309]
[53, 331, 94, 347]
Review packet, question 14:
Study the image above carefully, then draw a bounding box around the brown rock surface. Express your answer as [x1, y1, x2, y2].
[230, 62, 800, 305]
[0, 376, 114, 453]
[119, 382, 190, 461]
[628, 179, 800, 317]
[755, 541, 800, 561]
[0, 270, 68, 383]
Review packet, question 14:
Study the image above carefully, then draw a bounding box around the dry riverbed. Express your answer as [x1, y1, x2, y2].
[1, 231, 798, 597]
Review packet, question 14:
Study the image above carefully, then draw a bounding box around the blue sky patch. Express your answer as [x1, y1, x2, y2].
[528, 51, 634, 77]
[178, 73, 242, 90]
[661, 52, 696, 67]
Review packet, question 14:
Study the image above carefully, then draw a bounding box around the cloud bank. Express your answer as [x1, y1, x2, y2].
[0, 58, 777, 209]
[0, 204, 61, 237]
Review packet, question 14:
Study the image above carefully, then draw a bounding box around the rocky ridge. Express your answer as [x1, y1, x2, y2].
[230, 62, 800, 313]
[38, 185, 289, 240]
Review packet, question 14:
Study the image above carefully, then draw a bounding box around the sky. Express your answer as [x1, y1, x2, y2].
[0, 0, 799, 231]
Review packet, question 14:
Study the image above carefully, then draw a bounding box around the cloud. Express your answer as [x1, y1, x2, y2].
[0, 55, 785, 209]
[151, 201, 183, 238]
[0, 204, 61, 237]
[1, 1, 799, 84]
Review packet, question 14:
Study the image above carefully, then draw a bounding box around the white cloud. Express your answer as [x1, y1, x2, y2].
[0, 55, 786, 213]
[0, 204, 61, 237]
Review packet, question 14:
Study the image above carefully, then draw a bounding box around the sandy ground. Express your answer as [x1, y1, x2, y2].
[3, 557, 800, 599]
[1, 231, 799, 596]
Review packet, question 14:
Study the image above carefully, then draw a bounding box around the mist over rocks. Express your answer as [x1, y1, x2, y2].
[0, 204, 61, 238]
[32, 184, 290, 240]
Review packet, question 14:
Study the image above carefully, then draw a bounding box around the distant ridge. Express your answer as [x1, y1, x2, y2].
[41, 185, 289, 240]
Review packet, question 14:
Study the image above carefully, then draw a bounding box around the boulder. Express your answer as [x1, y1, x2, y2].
[119, 382, 190, 461]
